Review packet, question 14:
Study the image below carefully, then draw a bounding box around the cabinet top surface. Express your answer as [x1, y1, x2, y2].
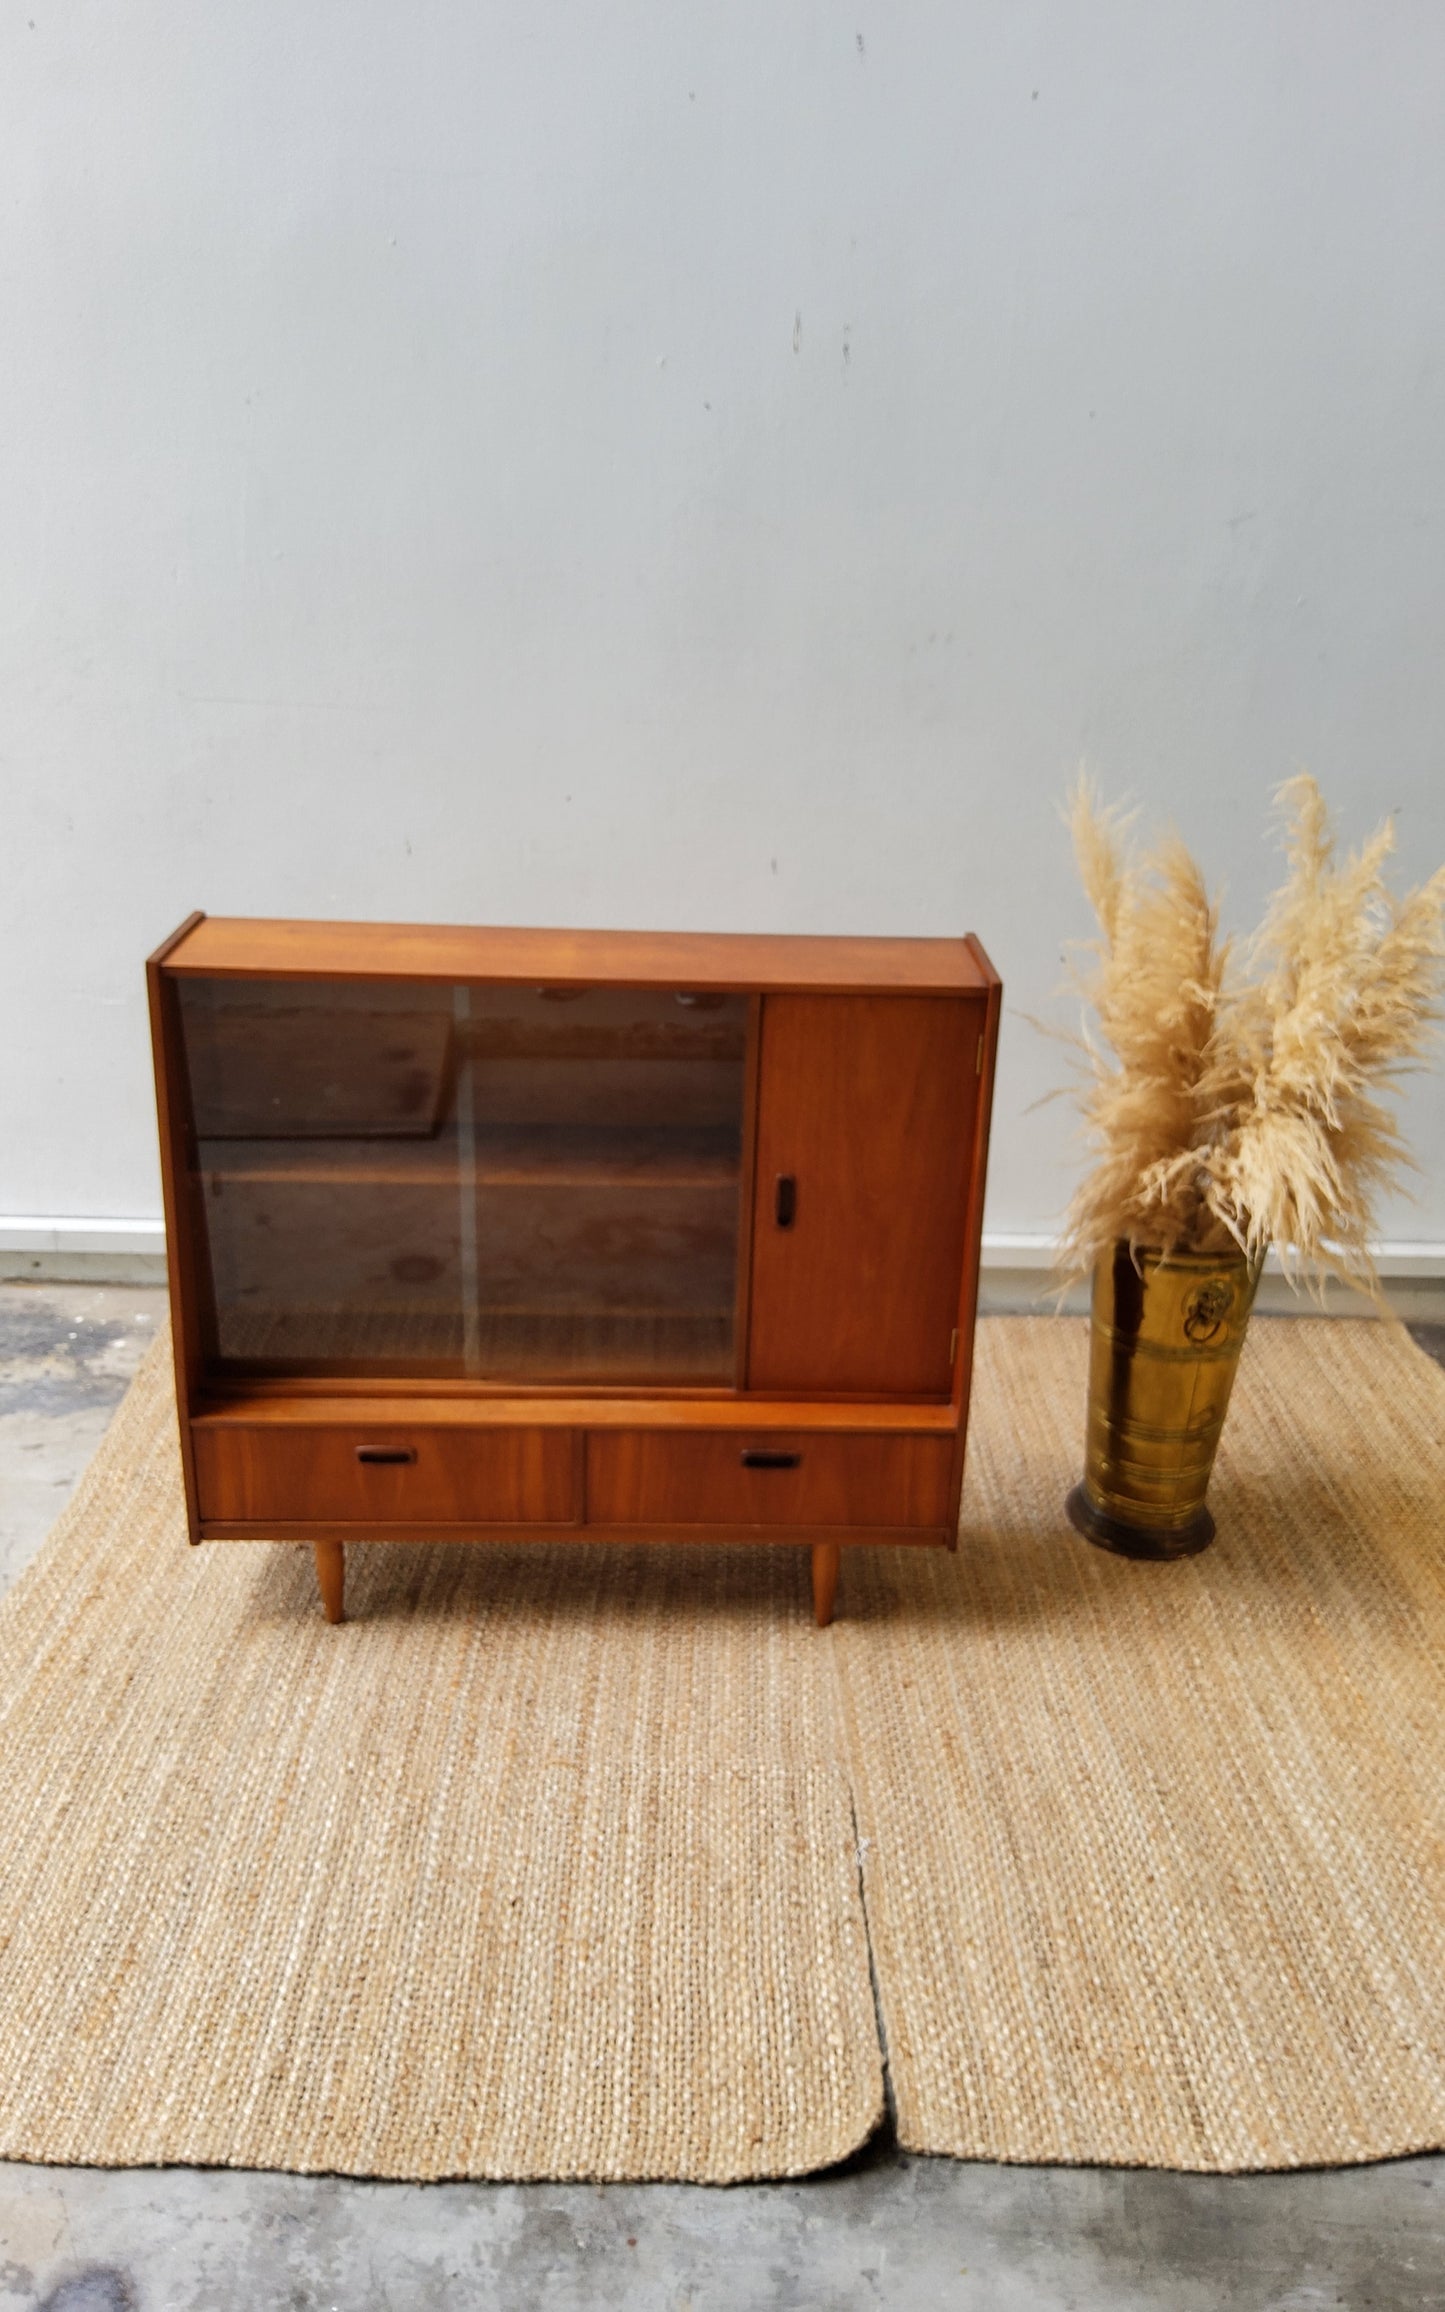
[155, 916, 997, 993]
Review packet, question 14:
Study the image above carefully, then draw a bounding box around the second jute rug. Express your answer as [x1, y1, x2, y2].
[0, 1318, 1442, 2177]
[839, 1316, 1445, 2171]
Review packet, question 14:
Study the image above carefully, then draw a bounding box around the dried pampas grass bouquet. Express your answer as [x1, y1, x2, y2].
[1057, 776, 1445, 1304]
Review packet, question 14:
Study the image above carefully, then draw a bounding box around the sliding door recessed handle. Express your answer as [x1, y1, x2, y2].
[740, 1449, 801, 1471]
[355, 1446, 417, 1466]
[774, 1174, 797, 1229]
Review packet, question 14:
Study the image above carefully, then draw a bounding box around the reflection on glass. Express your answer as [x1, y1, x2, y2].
[179, 976, 746, 1383]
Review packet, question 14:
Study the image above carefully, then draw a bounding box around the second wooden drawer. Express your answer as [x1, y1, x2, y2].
[194, 1423, 578, 1527]
[586, 1430, 954, 1529]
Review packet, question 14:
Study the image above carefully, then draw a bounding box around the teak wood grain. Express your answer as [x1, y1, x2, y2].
[746, 993, 982, 1396]
[163, 917, 990, 995]
[945, 948, 1004, 1544]
[811, 1541, 841, 1628]
[193, 1423, 579, 1526]
[585, 1429, 954, 1529]
[314, 1539, 345, 1624]
[146, 913, 211, 1543]
[201, 1519, 950, 1548]
[192, 1392, 959, 1432]
[149, 911, 1000, 1621]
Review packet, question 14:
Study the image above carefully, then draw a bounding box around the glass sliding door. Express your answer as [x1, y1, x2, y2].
[460, 985, 746, 1382]
[177, 975, 748, 1384]
[179, 975, 466, 1371]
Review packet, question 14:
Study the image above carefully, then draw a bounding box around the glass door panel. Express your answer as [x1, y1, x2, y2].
[178, 975, 747, 1384]
[180, 976, 464, 1370]
[459, 986, 746, 1383]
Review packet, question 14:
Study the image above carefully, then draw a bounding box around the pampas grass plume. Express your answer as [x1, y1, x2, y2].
[1055, 776, 1445, 1301]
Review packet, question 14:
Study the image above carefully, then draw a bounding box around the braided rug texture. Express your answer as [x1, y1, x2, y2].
[0, 1337, 880, 2181]
[839, 1316, 1445, 2171]
[1, 1318, 1443, 2176]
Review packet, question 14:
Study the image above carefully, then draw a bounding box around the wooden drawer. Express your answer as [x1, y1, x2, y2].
[586, 1430, 953, 1530]
[194, 1422, 578, 1527]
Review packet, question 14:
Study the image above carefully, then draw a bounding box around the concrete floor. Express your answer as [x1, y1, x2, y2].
[2, 1282, 1443, 2312]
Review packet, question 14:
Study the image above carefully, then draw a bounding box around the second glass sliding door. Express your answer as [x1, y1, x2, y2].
[460, 985, 747, 1384]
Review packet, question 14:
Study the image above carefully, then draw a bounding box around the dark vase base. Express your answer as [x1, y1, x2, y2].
[1065, 1483, 1216, 1561]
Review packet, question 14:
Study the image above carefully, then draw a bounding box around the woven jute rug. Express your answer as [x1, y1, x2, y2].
[837, 1316, 1445, 2171]
[2, 1320, 1443, 2179]
[0, 1339, 880, 2182]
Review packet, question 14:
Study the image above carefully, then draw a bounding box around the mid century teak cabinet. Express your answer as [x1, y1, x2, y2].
[148, 917, 1000, 1625]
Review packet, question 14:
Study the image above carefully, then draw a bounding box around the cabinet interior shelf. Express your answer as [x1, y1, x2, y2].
[198, 1123, 742, 1191]
[216, 1303, 736, 1384]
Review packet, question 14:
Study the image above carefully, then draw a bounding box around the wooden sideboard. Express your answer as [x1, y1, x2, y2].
[148, 916, 1000, 1624]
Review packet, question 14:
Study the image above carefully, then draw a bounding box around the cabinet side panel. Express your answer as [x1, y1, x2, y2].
[147, 928, 211, 1541]
[948, 962, 1003, 1540]
[747, 994, 982, 1396]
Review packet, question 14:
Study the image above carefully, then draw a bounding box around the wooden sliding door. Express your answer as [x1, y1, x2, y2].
[746, 994, 981, 1396]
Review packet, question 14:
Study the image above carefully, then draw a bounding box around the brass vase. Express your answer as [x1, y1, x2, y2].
[1066, 1241, 1262, 1560]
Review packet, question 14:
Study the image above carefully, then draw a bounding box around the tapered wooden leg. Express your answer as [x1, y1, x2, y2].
[811, 1541, 840, 1628]
[314, 1539, 345, 1624]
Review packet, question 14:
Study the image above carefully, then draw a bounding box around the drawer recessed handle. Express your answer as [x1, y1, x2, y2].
[741, 1449, 801, 1471]
[774, 1174, 797, 1229]
[355, 1446, 417, 1466]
